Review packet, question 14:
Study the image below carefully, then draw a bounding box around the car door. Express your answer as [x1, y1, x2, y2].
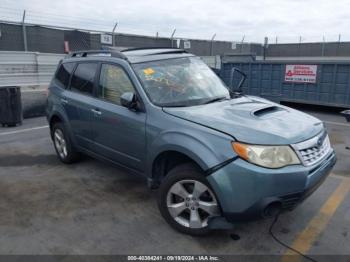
[64, 62, 99, 150]
[90, 62, 146, 171]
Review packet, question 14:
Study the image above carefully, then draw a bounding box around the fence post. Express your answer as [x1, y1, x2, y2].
[210, 33, 216, 56]
[112, 22, 118, 47]
[321, 36, 325, 57]
[22, 10, 28, 51]
[263, 37, 268, 60]
[239, 35, 245, 53]
[170, 29, 176, 48]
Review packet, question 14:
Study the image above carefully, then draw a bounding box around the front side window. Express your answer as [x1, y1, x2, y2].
[133, 57, 230, 107]
[98, 64, 135, 105]
[55, 62, 75, 88]
[70, 63, 98, 95]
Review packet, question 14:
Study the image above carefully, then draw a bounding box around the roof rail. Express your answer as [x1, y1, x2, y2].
[67, 50, 128, 60]
[121, 47, 188, 55]
[121, 47, 183, 52]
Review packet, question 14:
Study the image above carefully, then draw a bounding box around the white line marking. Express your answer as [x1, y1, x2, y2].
[324, 120, 350, 127]
[0, 125, 49, 136]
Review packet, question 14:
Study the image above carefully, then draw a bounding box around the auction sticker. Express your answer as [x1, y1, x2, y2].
[285, 64, 317, 83]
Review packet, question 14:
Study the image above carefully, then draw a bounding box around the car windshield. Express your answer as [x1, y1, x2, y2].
[132, 57, 230, 107]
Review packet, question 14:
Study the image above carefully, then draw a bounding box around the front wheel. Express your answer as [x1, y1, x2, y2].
[158, 163, 221, 235]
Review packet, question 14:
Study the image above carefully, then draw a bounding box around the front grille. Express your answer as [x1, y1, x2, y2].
[292, 132, 331, 167]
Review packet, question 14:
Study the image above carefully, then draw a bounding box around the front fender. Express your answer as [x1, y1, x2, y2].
[146, 129, 234, 176]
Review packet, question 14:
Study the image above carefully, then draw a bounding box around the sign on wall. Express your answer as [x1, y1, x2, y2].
[183, 40, 191, 49]
[285, 64, 317, 83]
[101, 34, 113, 45]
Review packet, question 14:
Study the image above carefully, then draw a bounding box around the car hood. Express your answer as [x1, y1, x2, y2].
[163, 96, 324, 145]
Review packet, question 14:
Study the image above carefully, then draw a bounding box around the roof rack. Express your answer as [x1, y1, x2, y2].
[67, 50, 128, 60]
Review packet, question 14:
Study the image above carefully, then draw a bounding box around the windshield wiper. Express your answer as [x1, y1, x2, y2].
[203, 97, 229, 104]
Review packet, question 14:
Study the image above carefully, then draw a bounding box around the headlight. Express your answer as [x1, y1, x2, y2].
[232, 142, 300, 168]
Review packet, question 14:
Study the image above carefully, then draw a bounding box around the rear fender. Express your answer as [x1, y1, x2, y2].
[48, 105, 76, 146]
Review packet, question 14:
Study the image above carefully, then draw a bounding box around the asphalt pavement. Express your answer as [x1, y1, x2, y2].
[0, 106, 349, 257]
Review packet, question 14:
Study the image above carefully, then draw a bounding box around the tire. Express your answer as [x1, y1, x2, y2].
[158, 163, 221, 236]
[51, 122, 80, 164]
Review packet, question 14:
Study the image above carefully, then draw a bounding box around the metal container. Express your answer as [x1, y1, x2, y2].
[220, 61, 350, 108]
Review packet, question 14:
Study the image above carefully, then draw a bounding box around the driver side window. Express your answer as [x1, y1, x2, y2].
[98, 64, 135, 105]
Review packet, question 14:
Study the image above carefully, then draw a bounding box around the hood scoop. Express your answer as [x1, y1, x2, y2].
[253, 106, 286, 118]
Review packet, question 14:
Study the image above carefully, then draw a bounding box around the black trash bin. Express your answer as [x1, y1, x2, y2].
[0, 86, 22, 127]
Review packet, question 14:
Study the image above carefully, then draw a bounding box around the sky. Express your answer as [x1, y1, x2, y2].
[0, 0, 349, 43]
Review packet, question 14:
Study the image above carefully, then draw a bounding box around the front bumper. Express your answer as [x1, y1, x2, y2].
[207, 150, 336, 222]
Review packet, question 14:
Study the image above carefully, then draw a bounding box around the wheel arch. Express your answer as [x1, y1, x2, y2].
[147, 130, 230, 188]
[47, 108, 75, 145]
[151, 150, 203, 187]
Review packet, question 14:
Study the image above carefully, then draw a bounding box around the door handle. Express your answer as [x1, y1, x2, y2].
[60, 98, 68, 104]
[91, 108, 102, 116]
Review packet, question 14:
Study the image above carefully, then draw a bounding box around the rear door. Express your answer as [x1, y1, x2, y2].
[90, 62, 147, 171]
[64, 62, 99, 149]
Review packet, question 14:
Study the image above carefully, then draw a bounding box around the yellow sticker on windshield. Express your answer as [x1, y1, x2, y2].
[143, 68, 155, 75]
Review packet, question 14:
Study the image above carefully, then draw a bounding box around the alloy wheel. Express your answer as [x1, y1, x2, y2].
[166, 179, 220, 229]
[54, 129, 68, 159]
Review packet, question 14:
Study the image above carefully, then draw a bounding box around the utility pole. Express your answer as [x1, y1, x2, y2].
[170, 29, 176, 48]
[112, 22, 118, 47]
[22, 10, 28, 51]
[210, 33, 216, 56]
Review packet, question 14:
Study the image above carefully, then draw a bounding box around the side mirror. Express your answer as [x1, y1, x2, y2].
[120, 92, 138, 110]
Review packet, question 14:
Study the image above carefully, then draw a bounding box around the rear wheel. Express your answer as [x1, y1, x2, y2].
[51, 122, 80, 164]
[158, 163, 221, 235]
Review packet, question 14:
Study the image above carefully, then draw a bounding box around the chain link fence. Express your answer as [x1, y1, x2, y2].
[0, 20, 262, 57]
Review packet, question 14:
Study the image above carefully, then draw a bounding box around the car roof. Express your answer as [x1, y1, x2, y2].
[63, 48, 195, 64]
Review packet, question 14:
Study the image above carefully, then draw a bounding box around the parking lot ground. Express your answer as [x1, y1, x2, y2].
[0, 108, 349, 256]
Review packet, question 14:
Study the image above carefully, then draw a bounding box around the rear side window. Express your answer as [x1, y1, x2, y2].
[55, 63, 75, 88]
[70, 63, 98, 95]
